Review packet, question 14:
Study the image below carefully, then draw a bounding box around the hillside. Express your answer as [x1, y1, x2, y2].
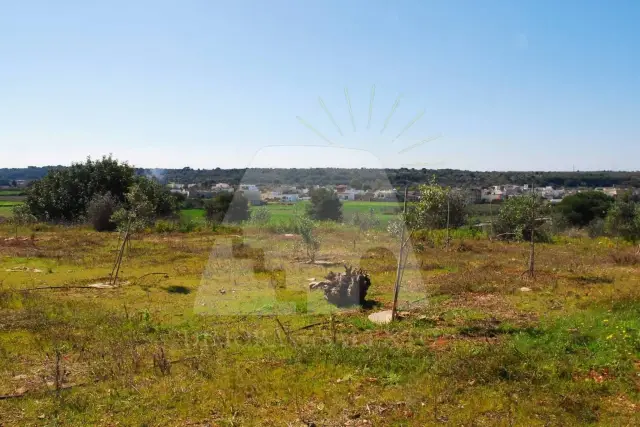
[2, 167, 640, 189]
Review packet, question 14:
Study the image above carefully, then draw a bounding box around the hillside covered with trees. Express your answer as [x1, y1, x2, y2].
[2, 166, 640, 189]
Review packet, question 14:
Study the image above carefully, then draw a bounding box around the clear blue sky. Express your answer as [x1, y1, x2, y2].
[1, 0, 638, 171]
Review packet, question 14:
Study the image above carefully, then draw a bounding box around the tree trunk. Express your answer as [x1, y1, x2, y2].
[528, 234, 535, 278]
[445, 195, 450, 249]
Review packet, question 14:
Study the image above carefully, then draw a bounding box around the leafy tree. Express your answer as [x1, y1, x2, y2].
[306, 188, 343, 221]
[408, 180, 467, 230]
[23, 156, 178, 224]
[295, 214, 320, 262]
[495, 194, 551, 242]
[110, 183, 155, 234]
[87, 192, 120, 232]
[10, 205, 37, 238]
[24, 156, 135, 222]
[495, 194, 551, 278]
[605, 192, 640, 243]
[133, 176, 179, 217]
[556, 191, 614, 227]
[349, 177, 363, 190]
[204, 192, 249, 224]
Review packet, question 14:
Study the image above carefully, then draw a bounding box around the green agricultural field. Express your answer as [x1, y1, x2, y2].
[181, 200, 401, 225]
[0, 190, 24, 196]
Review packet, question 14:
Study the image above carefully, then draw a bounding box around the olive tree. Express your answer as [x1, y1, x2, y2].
[10, 205, 37, 238]
[495, 194, 551, 278]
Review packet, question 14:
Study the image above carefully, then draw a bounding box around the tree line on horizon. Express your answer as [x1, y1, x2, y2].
[2, 165, 640, 189]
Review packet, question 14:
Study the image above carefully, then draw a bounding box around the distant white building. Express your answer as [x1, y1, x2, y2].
[169, 188, 189, 196]
[374, 189, 398, 201]
[212, 183, 233, 193]
[238, 184, 261, 204]
[280, 194, 299, 202]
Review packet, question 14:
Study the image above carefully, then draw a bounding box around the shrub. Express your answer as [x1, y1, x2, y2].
[610, 250, 640, 266]
[154, 220, 177, 233]
[87, 192, 120, 231]
[556, 191, 614, 227]
[587, 218, 606, 238]
[409, 179, 468, 230]
[250, 206, 271, 225]
[178, 219, 199, 233]
[306, 188, 343, 221]
[205, 192, 249, 224]
[605, 193, 640, 243]
[295, 215, 320, 262]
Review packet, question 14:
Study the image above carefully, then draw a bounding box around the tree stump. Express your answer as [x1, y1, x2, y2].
[309, 265, 371, 307]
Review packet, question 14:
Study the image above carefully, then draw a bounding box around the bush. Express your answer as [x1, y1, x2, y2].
[605, 193, 640, 243]
[154, 220, 178, 233]
[205, 192, 249, 224]
[306, 188, 343, 221]
[87, 192, 120, 231]
[250, 206, 271, 225]
[556, 191, 614, 227]
[178, 219, 199, 233]
[610, 250, 640, 266]
[23, 155, 179, 224]
[409, 179, 468, 230]
[587, 218, 606, 238]
[24, 155, 135, 222]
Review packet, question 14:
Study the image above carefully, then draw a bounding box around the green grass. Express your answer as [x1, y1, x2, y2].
[0, 190, 24, 196]
[181, 201, 401, 225]
[1, 222, 639, 425]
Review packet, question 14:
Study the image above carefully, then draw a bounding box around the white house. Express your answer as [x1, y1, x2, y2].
[238, 184, 261, 204]
[169, 188, 189, 196]
[212, 183, 233, 192]
[481, 188, 503, 203]
[280, 194, 299, 202]
[374, 189, 398, 200]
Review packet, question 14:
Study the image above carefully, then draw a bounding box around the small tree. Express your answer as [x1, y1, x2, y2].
[10, 205, 37, 238]
[411, 179, 467, 231]
[295, 214, 320, 262]
[349, 208, 379, 249]
[307, 188, 343, 221]
[495, 194, 551, 278]
[204, 192, 249, 224]
[111, 184, 155, 234]
[250, 206, 271, 226]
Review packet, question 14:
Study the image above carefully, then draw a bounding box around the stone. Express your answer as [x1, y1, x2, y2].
[368, 310, 393, 324]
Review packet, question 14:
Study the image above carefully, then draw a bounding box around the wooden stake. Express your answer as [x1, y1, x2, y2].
[392, 185, 409, 321]
[111, 220, 131, 286]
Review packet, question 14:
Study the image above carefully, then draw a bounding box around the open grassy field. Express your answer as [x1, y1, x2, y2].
[1, 221, 640, 425]
[182, 201, 402, 225]
[0, 190, 25, 196]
